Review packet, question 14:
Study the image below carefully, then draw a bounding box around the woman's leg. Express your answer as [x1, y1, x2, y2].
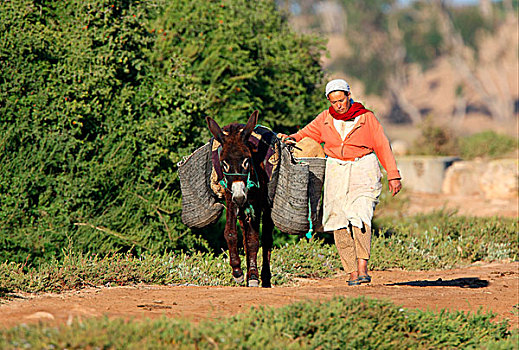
[333, 227, 358, 281]
[353, 225, 372, 277]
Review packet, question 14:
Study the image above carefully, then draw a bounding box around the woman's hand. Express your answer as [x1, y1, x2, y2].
[277, 133, 296, 144]
[388, 179, 402, 196]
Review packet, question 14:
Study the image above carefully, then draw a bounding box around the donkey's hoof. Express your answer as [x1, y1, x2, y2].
[247, 279, 260, 287]
[233, 274, 245, 284]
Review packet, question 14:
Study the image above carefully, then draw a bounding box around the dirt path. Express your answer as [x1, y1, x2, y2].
[1, 261, 518, 330]
[1, 193, 517, 330]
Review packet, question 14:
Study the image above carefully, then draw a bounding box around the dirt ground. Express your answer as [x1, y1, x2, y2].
[1, 262, 517, 330]
[1, 193, 518, 330]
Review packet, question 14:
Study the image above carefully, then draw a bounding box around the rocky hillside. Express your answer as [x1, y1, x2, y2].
[289, 2, 518, 141]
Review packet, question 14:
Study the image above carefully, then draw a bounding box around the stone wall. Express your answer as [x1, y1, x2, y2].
[395, 156, 460, 194]
[396, 157, 518, 200]
[443, 158, 518, 200]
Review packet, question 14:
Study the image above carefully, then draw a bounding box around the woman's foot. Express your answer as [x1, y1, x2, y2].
[357, 259, 370, 283]
[347, 272, 361, 286]
[347, 278, 361, 286]
[357, 274, 371, 283]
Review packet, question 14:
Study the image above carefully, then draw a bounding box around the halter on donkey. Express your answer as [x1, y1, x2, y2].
[206, 111, 274, 287]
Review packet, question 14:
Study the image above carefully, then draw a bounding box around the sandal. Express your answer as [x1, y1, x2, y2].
[358, 275, 372, 283]
[347, 278, 362, 286]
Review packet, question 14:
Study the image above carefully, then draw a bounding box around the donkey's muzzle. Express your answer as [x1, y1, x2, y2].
[231, 181, 248, 207]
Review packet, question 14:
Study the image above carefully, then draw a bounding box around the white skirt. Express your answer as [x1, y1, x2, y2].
[322, 153, 382, 231]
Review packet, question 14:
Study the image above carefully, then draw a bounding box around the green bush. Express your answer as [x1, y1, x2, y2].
[0, 0, 211, 265]
[0, 0, 327, 266]
[408, 120, 518, 159]
[0, 297, 513, 349]
[451, 5, 494, 50]
[459, 130, 518, 159]
[150, 0, 326, 130]
[411, 117, 459, 156]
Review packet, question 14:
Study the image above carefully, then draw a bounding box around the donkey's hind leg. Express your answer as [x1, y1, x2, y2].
[260, 207, 273, 288]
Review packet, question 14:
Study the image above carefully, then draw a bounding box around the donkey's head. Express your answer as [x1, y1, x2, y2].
[206, 111, 259, 207]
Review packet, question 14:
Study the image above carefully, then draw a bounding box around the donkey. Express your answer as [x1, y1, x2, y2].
[206, 111, 274, 287]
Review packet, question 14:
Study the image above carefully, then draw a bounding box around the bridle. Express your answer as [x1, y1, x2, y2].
[218, 164, 259, 194]
[218, 160, 260, 220]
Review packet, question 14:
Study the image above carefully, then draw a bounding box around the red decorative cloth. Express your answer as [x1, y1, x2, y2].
[329, 102, 370, 121]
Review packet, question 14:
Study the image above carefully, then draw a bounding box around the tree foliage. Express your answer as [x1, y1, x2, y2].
[0, 0, 210, 264]
[0, 0, 326, 265]
[150, 0, 326, 129]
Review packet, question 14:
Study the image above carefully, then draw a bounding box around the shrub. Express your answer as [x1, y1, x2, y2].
[459, 130, 518, 159]
[0, 0, 327, 266]
[411, 117, 459, 156]
[451, 5, 494, 50]
[0, 0, 209, 265]
[150, 0, 327, 130]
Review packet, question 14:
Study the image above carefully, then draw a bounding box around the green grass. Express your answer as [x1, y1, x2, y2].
[1, 213, 516, 348]
[1, 212, 516, 294]
[0, 239, 340, 294]
[459, 131, 518, 159]
[0, 297, 514, 349]
[371, 211, 518, 270]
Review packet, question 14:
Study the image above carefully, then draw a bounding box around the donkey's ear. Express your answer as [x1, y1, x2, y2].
[206, 117, 224, 144]
[242, 110, 259, 141]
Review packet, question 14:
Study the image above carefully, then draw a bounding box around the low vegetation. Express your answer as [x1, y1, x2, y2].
[1, 213, 516, 294]
[459, 130, 518, 159]
[410, 118, 518, 159]
[0, 297, 515, 349]
[0, 239, 339, 293]
[372, 212, 517, 270]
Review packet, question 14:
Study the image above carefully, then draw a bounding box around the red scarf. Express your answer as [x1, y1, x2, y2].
[328, 102, 370, 121]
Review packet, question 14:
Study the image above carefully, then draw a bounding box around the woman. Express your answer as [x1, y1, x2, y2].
[278, 79, 402, 286]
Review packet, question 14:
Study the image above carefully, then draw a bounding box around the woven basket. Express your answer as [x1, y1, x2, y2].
[271, 148, 308, 234]
[295, 156, 326, 232]
[177, 143, 224, 228]
[271, 147, 327, 235]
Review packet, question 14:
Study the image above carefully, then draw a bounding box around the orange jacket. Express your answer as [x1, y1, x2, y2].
[290, 110, 401, 180]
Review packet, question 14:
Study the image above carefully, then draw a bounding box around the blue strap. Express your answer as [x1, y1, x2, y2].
[306, 198, 313, 239]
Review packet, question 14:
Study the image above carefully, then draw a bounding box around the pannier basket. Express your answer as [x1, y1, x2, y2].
[177, 143, 224, 228]
[295, 156, 326, 232]
[271, 147, 326, 235]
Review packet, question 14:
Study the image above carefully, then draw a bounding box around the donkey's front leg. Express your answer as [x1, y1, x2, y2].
[224, 199, 243, 284]
[239, 214, 260, 287]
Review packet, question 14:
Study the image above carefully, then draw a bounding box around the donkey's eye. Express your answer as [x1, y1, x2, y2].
[222, 160, 230, 172]
[242, 158, 249, 170]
